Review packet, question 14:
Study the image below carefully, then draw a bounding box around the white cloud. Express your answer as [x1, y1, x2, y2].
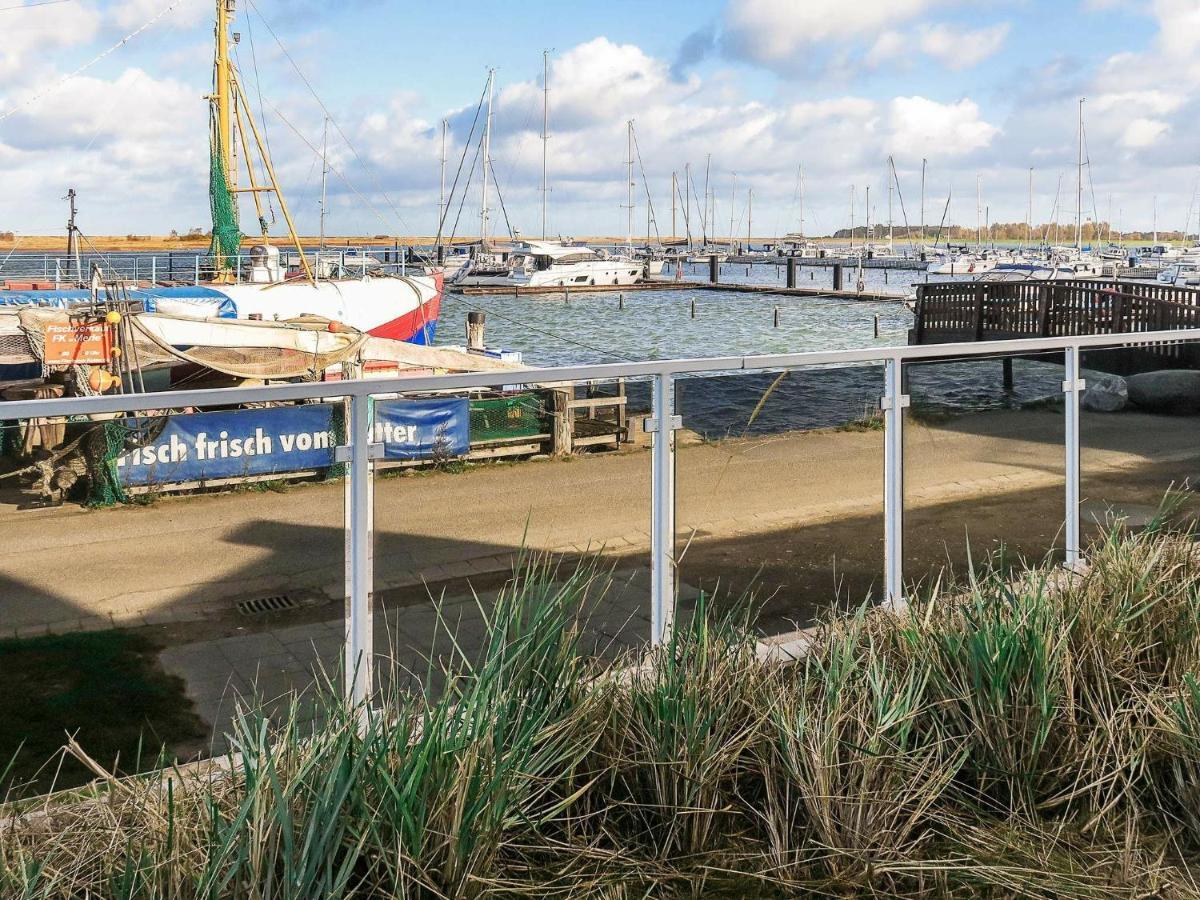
[865, 31, 906, 67]
[723, 0, 949, 69]
[887, 96, 998, 157]
[1120, 117, 1170, 148]
[918, 22, 1010, 70]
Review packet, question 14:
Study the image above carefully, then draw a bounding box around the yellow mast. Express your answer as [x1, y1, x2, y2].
[214, 0, 235, 194]
[209, 0, 314, 284]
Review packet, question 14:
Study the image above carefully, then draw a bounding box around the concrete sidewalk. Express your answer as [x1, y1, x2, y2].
[1, 408, 1194, 637]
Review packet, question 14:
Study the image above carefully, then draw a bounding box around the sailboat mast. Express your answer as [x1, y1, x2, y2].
[318, 116, 329, 250]
[865, 184, 871, 250]
[976, 175, 981, 249]
[1075, 97, 1085, 251]
[1027, 167, 1033, 248]
[541, 49, 549, 241]
[747, 187, 752, 245]
[919, 158, 926, 246]
[798, 164, 804, 239]
[481, 68, 494, 247]
[849, 185, 855, 251]
[214, 0, 236, 194]
[887, 169, 893, 252]
[438, 118, 447, 241]
[671, 172, 677, 240]
[728, 173, 736, 247]
[625, 120, 634, 251]
[685, 162, 691, 246]
[702, 155, 710, 245]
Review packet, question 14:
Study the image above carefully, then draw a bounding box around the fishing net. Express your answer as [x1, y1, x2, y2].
[469, 393, 549, 441]
[208, 111, 241, 276]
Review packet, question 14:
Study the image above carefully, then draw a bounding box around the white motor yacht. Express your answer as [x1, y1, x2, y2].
[454, 240, 643, 288]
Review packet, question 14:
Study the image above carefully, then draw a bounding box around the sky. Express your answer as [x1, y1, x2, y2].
[0, 0, 1196, 239]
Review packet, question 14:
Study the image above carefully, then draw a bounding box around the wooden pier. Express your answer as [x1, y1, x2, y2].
[910, 278, 1200, 373]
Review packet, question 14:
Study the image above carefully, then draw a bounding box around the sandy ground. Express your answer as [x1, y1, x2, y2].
[0, 406, 1195, 644]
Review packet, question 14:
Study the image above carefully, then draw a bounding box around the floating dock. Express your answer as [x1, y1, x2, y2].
[452, 280, 906, 302]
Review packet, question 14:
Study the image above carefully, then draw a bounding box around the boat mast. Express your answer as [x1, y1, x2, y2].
[438, 118, 447, 245]
[798, 164, 805, 240]
[702, 154, 710, 246]
[976, 174, 981, 249]
[849, 185, 855, 251]
[1027, 167, 1033, 249]
[728, 172, 736, 248]
[541, 49, 549, 241]
[887, 170, 893, 253]
[625, 119, 634, 252]
[685, 161, 692, 247]
[864, 184, 871, 252]
[318, 116, 329, 251]
[747, 187, 752, 246]
[671, 171, 677, 241]
[919, 158, 926, 247]
[1075, 97, 1085, 251]
[480, 68, 494, 248]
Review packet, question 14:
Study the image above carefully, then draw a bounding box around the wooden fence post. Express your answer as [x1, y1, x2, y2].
[551, 388, 573, 456]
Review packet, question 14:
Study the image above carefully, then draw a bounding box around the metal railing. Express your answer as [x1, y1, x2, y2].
[4, 327, 1199, 709]
[0, 249, 424, 285]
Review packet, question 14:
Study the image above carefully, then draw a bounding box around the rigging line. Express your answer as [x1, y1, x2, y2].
[438, 80, 488, 242]
[0, 0, 182, 122]
[245, 0, 414, 234]
[242, 8, 277, 218]
[488, 157, 516, 239]
[264, 96, 433, 261]
[447, 130, 482, 245]
[0, 0, 73, 12]
[888, 160, 915, 253]
[630, 128, 660, 244]
[0, 235, 24, 277]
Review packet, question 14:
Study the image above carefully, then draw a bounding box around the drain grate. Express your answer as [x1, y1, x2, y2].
[237, 593, 299, 616]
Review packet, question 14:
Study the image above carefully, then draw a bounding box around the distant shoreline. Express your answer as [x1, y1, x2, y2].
[0, 234, 1186, 252]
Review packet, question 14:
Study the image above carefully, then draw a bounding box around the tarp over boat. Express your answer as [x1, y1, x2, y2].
[0, 286, 239, 319]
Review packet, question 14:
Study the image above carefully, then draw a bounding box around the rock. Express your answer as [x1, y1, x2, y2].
[1081, 375, 1128, 412]
[1126, 370, 1200, 414]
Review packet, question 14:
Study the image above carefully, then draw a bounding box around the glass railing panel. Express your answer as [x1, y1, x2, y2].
[0, 393, 348, 795]
[674, 363, 886, 638]
[370, 376, 654, 700]
[902, 350, 1066, 592]
[1079, 341, 1200, 544]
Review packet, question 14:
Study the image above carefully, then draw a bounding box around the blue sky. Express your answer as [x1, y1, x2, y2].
[0, 0, 1195, 237]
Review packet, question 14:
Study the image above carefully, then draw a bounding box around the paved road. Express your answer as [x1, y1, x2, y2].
[0, 408, 1193, 636]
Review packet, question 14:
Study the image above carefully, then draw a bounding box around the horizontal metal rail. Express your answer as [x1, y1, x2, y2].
[5, 328, 1199, 711]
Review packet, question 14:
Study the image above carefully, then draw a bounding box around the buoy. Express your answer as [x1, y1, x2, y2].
[105, 311, 122, 325]
[88, 368, 120, 392]
[110, 346, 122, 358]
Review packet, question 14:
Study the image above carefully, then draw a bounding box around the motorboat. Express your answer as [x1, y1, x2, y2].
[1158, 262, 1200, 286]
[454, 240, 643, 288]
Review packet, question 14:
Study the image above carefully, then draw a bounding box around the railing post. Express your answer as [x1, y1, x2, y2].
[883, 356, 909, 607]
[194, 255, 200, 285]
[1063, 345, 1084, 568]
[151, 256, 157, 285]
[342, 392, 376, 717]
[649, 372, 679, 645]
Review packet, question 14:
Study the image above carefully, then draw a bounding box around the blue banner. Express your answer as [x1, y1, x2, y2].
[374, 397, 469, 460]
[114, 404, 336, 487]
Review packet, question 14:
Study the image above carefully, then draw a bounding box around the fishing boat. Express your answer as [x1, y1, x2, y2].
[2, 0, 442, 345]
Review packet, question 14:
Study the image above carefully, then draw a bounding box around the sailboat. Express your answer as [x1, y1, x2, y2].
[453, 70, 642, 288]
[2, 0, 443, 345]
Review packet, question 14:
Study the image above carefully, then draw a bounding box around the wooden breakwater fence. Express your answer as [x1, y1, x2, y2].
[911, 278, 1200, 375]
